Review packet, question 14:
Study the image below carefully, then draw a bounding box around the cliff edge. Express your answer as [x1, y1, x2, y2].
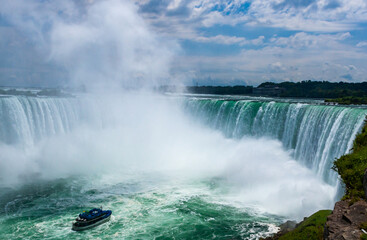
[324, 200, 367, 239]
[265, 119, 367, 240]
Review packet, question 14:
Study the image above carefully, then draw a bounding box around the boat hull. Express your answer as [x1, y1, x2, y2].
[72, 215, 111, 231]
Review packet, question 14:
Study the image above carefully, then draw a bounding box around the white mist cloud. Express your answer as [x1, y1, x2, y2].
[0, 0, 177, 89]
[0, 93, 335, 219]
[50, 0, 177, 90]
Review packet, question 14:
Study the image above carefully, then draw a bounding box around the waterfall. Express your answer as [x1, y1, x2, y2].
[183, 98, 367, 185]
[0, 96, 83, 147]
[1, 95, 366, 187]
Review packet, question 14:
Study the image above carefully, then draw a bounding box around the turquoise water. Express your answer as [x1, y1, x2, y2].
[0, 174, 280, 239]
[0, 94, 365, 239]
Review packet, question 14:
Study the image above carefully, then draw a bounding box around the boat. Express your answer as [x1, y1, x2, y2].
[72, 207, 112, 231]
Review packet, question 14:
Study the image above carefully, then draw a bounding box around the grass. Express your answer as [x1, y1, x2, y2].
[325, 96, 367, 105]
[277, 210, 332, 240]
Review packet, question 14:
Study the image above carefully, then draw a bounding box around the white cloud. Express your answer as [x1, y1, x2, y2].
[193, 34, 264, 46]
[357, 41, 367, 47]
[195, 35, 248, 45]
[270, 32, 351, 49]
[251, 35, 265, 45]
[269, 62, 287, 73]
[167, 0, 182, 10]
[248, 0, 367, 32]
[136, 0, 367, 41]
[171, 32, 367, 85]
[344, 65, 357, 71]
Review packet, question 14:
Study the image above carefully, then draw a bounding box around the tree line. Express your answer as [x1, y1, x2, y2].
[184, 81, 367, 101]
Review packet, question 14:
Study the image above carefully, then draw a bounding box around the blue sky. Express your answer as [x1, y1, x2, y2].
[135, 0, 367, 85]
[0, 0, 367, 87]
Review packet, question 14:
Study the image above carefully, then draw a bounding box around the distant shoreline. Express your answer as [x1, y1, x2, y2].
[3, 80, 367, 105]
[159, 80, 367, 105]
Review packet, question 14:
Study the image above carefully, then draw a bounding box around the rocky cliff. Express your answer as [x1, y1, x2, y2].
[264, 120, 367, 240]
[324, 200, 367, 239]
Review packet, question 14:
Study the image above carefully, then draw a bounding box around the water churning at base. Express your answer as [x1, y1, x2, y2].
[184, 98, 367, 185]
[0, 94, 352, 218]
[1, 95, 366, 189]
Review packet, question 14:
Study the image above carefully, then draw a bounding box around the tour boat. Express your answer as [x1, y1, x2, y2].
[72, 207, 112, 231]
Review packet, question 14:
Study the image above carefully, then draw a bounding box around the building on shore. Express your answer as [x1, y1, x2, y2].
[253, 85, 285, 97]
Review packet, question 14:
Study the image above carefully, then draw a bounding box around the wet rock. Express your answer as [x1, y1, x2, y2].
[324, 200, 367, 240]
[279, 220, 297, 234]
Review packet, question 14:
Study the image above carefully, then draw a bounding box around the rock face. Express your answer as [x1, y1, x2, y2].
[278, 220, 297, 234]
[324, 200, 367, 240]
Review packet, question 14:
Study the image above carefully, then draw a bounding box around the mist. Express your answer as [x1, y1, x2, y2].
[0, 0, 177, 89]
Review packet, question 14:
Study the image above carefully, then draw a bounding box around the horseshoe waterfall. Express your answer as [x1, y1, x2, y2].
[0, 93, 366, 239]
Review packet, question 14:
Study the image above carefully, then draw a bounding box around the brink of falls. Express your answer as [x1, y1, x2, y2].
[183, 97, 367, 186]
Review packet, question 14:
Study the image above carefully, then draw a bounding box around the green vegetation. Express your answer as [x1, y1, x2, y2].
[0, 89, 36, 96]
[361, 222, 367, 240]
[333, 120, 367, 200]
[176, 81, 367, 99]
[325, 96, 367, 105]
[37, 89, 71, 97]
[258, 81, 367, 98]
[277, 210, 332, 240]
[0, 88, 72, 97]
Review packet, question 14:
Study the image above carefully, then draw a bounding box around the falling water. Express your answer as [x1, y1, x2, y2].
[183, 98, 367, 185]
